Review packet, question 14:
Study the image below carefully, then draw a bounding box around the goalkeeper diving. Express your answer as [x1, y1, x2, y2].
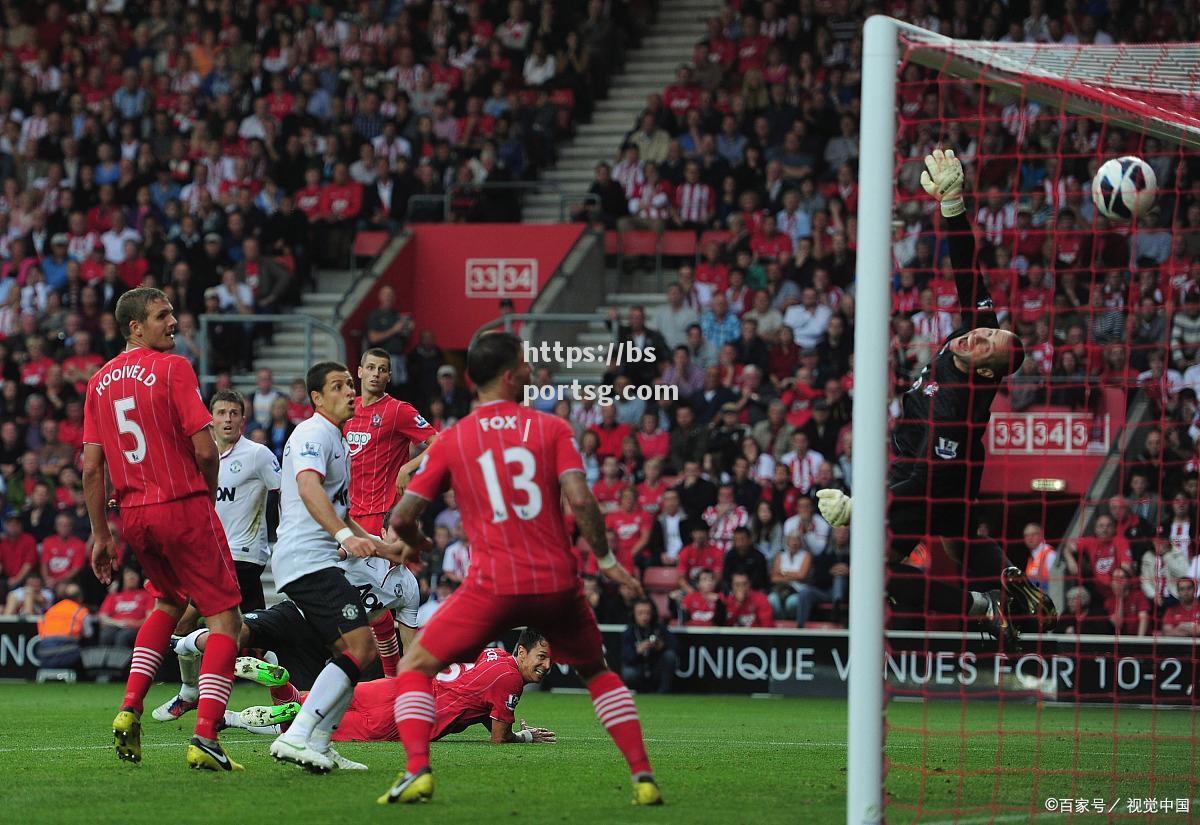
[817, 149, 1056, 645]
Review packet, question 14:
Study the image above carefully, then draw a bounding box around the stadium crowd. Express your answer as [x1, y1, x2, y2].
[4, 0, 1200, 662]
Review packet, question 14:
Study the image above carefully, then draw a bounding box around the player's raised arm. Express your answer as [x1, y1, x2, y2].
[921, 149, 998, 330]
[561, 470, 645, 599]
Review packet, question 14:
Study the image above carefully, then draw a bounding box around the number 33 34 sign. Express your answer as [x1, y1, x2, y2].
[465, 258, 538, 298]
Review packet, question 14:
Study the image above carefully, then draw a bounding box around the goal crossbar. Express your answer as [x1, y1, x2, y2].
[896, 20, 1200, 148]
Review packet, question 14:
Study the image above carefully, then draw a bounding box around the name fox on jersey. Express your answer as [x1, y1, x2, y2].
[345, 430, 372, 456]
[479, 414, 519, 431]
[93, 363, 157, 395]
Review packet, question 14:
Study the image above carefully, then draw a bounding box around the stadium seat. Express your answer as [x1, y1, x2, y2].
[618, 230, 659, 273]
[604, 230, 620, 256]
[642, 566, 678, 592]
[659, 230, 697, 271]
[774, 619, 799, 629]
[651, 593, 671, 622]
[697, 229, 732, 253]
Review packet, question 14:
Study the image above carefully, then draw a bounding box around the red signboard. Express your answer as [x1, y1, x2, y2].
[987, 411, 1108, 456]
[340, 224, 586, 362]
[979, 388, 1127, 495]
[464, 257, 539, 298]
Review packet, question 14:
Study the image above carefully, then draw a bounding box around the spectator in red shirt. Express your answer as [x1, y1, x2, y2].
[724, 572, 774, 628]
[319, 161, 363, 265]
[285, 378, 314, 424]
[294, 166, 325, 223]
[636, 457, 669, 514]
[61, 332, 104, 394]
[663, 65, 701, 118]
[591, 455, 628, 514]
[1160, 578, 1200, 637]
[0, 511, 37, 591]
[750, 213, 792, 263]
[40, 512, 87, 588]
[98, 567, 154, 648]
[635, 413, 670, 463]
[20, 337, 56, 387]
[605, 487, 654, 573]
[589, 403, 632, 461]
[676, 522, 725, 594]
[681, 568, 726, 626]
[1064, 513, 1134, 592]
[1102, 566, 1150, 637]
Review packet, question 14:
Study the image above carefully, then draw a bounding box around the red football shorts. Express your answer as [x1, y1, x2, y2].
[123, 493, 241, 616]
[352, 513, 387, 539]
[418, 581, 604, 667]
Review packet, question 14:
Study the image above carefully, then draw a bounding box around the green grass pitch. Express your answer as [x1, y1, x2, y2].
[0, 683, 1194, 823]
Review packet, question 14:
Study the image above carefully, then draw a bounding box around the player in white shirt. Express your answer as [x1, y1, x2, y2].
[268, 361, 409, 774]
[152, 389, 283, 723]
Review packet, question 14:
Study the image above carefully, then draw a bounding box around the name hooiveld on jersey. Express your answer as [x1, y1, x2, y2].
[92, 364, 158, 395]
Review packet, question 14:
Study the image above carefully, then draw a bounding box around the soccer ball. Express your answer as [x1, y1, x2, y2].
[1091, 155, 1157, 220]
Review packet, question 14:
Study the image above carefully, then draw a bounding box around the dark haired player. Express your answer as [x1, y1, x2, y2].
[83, 287, 243, 770]
[343, 347, 437, 675]
[228, 629, 558, 745]
[818, 150, 1054, 644]
[265, 361, 403, 773]
[374, 331, 663, 806]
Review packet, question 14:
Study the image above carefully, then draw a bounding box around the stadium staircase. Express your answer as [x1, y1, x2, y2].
[559, 270, 674, 385]
[523, 0, 717, 223]
[246, 266, 360, 605]
[247, 268, 357, 383]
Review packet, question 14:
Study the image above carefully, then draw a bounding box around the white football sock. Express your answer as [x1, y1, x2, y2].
[177, 628, 209, 657]
[309, 686, 354, 752]
[281, 661, 351, 743]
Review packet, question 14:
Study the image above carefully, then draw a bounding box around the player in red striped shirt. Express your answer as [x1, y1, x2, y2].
[345, 348, 438, 675]
[82, 287, 243, 772]
[375, 331, 662, 806]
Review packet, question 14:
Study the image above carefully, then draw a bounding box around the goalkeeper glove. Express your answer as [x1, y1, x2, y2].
[920, 148, 965, 218]
[816, 488, 853, 528]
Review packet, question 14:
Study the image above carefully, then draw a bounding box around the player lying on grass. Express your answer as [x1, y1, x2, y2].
[816, 149, 1055, 647]
[154, 540, 420, 726]
[223, 628, 557, 746]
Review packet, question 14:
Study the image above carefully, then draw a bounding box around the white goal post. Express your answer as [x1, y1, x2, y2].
[847, 17, 1200, 825]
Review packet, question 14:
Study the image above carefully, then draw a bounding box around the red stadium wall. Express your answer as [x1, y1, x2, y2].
[341, 224, 586, 363]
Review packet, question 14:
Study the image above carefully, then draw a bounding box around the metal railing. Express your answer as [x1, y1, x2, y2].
[197, 313, 347, 388]
[470, 311, 607, 348]
[407, 182, 598, 223]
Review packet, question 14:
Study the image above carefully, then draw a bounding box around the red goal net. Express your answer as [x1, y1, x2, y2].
[881, 31, 1200, 824]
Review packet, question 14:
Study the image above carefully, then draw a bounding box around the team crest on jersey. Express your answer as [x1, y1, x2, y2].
[922, 381, 940, 397]
[300, 441, 320, 458]
[345, 430, 372, 456]
[506, 693, 519, 711]
[229, 460, 243, 474]
[341, 603, 360, 620]
[371, 413, 382, 427]
[934, 437, 959, 459]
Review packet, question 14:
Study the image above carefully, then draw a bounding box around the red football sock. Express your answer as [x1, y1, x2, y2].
[371, 611, 401, 677]
[270, 682, 302, 705]
[122, 608, 176, 714]
[194, 632, 237, 741]
[589, 671, 653, 776]
[392, 670, 435, 774]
